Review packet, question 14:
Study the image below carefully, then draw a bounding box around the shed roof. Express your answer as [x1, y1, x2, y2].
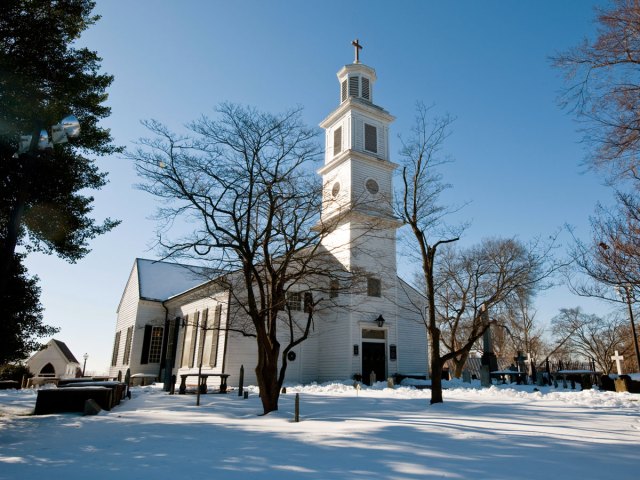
[50, 339, 79, 364]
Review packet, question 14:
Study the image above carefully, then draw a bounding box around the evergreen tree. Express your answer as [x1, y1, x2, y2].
[0, 0, 118, 360]
[0, 253, 56, 364]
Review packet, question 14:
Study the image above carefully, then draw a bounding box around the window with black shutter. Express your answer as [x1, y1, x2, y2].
[330, 279, 339, 298]
[209, 305, 222, 367]
[189, 312, 200, 368]
[111, 331, 121, 367]
[334, 127, 342, 156]
[148, 327, 164, 363]
[140, 325, 152, 364]
[367, 277, 381, 297]
[180, 314, 190, 367]
[123, 326, 133, 364]
[364, 123, 377, 153]
[304, 292, 313, 313]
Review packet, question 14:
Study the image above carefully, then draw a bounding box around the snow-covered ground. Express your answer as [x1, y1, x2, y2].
[0, 380, 638, 479]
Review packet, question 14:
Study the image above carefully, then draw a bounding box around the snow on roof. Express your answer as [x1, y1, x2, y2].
[136, 258, 210, 301]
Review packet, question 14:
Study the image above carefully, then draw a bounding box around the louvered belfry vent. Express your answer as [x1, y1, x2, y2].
[341, 80, 347, 102]
[349, 76, 359, 97]
[334, 127, 342, 155]
[362, 77, 370, 100]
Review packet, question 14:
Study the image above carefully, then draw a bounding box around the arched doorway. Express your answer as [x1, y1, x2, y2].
[39, 363, 56, 377]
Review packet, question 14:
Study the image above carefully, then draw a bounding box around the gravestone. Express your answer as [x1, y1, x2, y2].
[536, 372, 544, 387]
[480, 365, 491, 387]
[369, 371, 376, 385]
[462, 370, 471, 384]
[238, 365, 244, 397]
[614, 377, 629, 392]
[386, 377, 394, 388]
[611, 350, 624, 375]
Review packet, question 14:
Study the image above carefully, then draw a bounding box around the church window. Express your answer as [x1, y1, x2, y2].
[330, 279, 339, 298]
[349, 76, 359, 97]
[333, 127, 342, 155]
[180, 314, 190, 367]
[287, 292, 302, 311]
[362, 329, 386, 339]
[123, 326, 133, 364]
[111, 331, 121, 367]
[148, 326, 164, 363]
[341, 80, 347, 102]
[364, 123, 377, 153]
[365, 178, 379, 195]
[362, 77, 370, 100]
[209, 305, 222, 367]
[367, 277, 381, 297]
[331, 182, 340, 198]
[188, 312, 200, 368]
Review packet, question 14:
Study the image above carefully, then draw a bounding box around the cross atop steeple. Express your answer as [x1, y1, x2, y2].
[351, 39, 363, 63]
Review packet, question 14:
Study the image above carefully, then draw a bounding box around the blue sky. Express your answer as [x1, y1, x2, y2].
[24, 0, 614, 372]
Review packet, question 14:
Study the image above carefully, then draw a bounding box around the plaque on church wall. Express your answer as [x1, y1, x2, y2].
[390, 345, 397, 361]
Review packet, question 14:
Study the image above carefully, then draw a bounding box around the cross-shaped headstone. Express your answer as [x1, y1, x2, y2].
[352, 39, 363, 63]
[611, 350, 624, 375]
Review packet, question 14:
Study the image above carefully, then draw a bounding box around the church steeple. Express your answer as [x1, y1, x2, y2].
[318, 42, 400, 273]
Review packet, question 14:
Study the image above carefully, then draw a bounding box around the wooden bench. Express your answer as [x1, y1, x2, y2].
[178, 373, 230, 394]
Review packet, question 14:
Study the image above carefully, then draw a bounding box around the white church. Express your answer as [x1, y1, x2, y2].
[109, 47, 428, 388]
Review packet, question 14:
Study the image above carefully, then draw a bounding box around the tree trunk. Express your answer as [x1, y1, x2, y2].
[255, 339, 280, 415]
[453, 350, 471, 378]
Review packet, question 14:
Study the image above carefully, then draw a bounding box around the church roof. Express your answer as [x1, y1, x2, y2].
[136, 258, 210, 301]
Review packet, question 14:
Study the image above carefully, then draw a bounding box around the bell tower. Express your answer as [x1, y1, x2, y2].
[319, 41, 401, 276]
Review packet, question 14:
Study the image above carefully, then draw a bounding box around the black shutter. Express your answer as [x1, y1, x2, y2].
[364, 123, 377, 153]
[304, 292, 313, 313]
[341, 80, 347, 102]
[140, 325, 152, 364]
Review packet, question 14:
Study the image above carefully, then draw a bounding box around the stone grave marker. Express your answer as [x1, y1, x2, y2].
[462, 370, 471, 384]
[480, 365, 491, 387]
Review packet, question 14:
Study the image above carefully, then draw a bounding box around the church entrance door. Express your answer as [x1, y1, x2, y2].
[362, 342, 385, 385]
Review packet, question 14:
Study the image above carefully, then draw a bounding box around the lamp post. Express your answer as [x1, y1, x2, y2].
[82, 353, 88, 377]
[615, 284, 640, 372]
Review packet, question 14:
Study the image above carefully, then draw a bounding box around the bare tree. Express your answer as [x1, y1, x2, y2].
[396, 103, 463, 404]
[434, 238, 554, 378]
[553, 0, 640, 182]
[555, 0, 640, 374]
[131, 103, 344, 415]
[551, 307, 631, 374]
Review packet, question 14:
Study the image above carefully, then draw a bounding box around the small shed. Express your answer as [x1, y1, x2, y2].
[27, 339, 81, 379]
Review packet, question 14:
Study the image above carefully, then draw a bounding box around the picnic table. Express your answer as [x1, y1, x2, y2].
[178, 373, 230, 394]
